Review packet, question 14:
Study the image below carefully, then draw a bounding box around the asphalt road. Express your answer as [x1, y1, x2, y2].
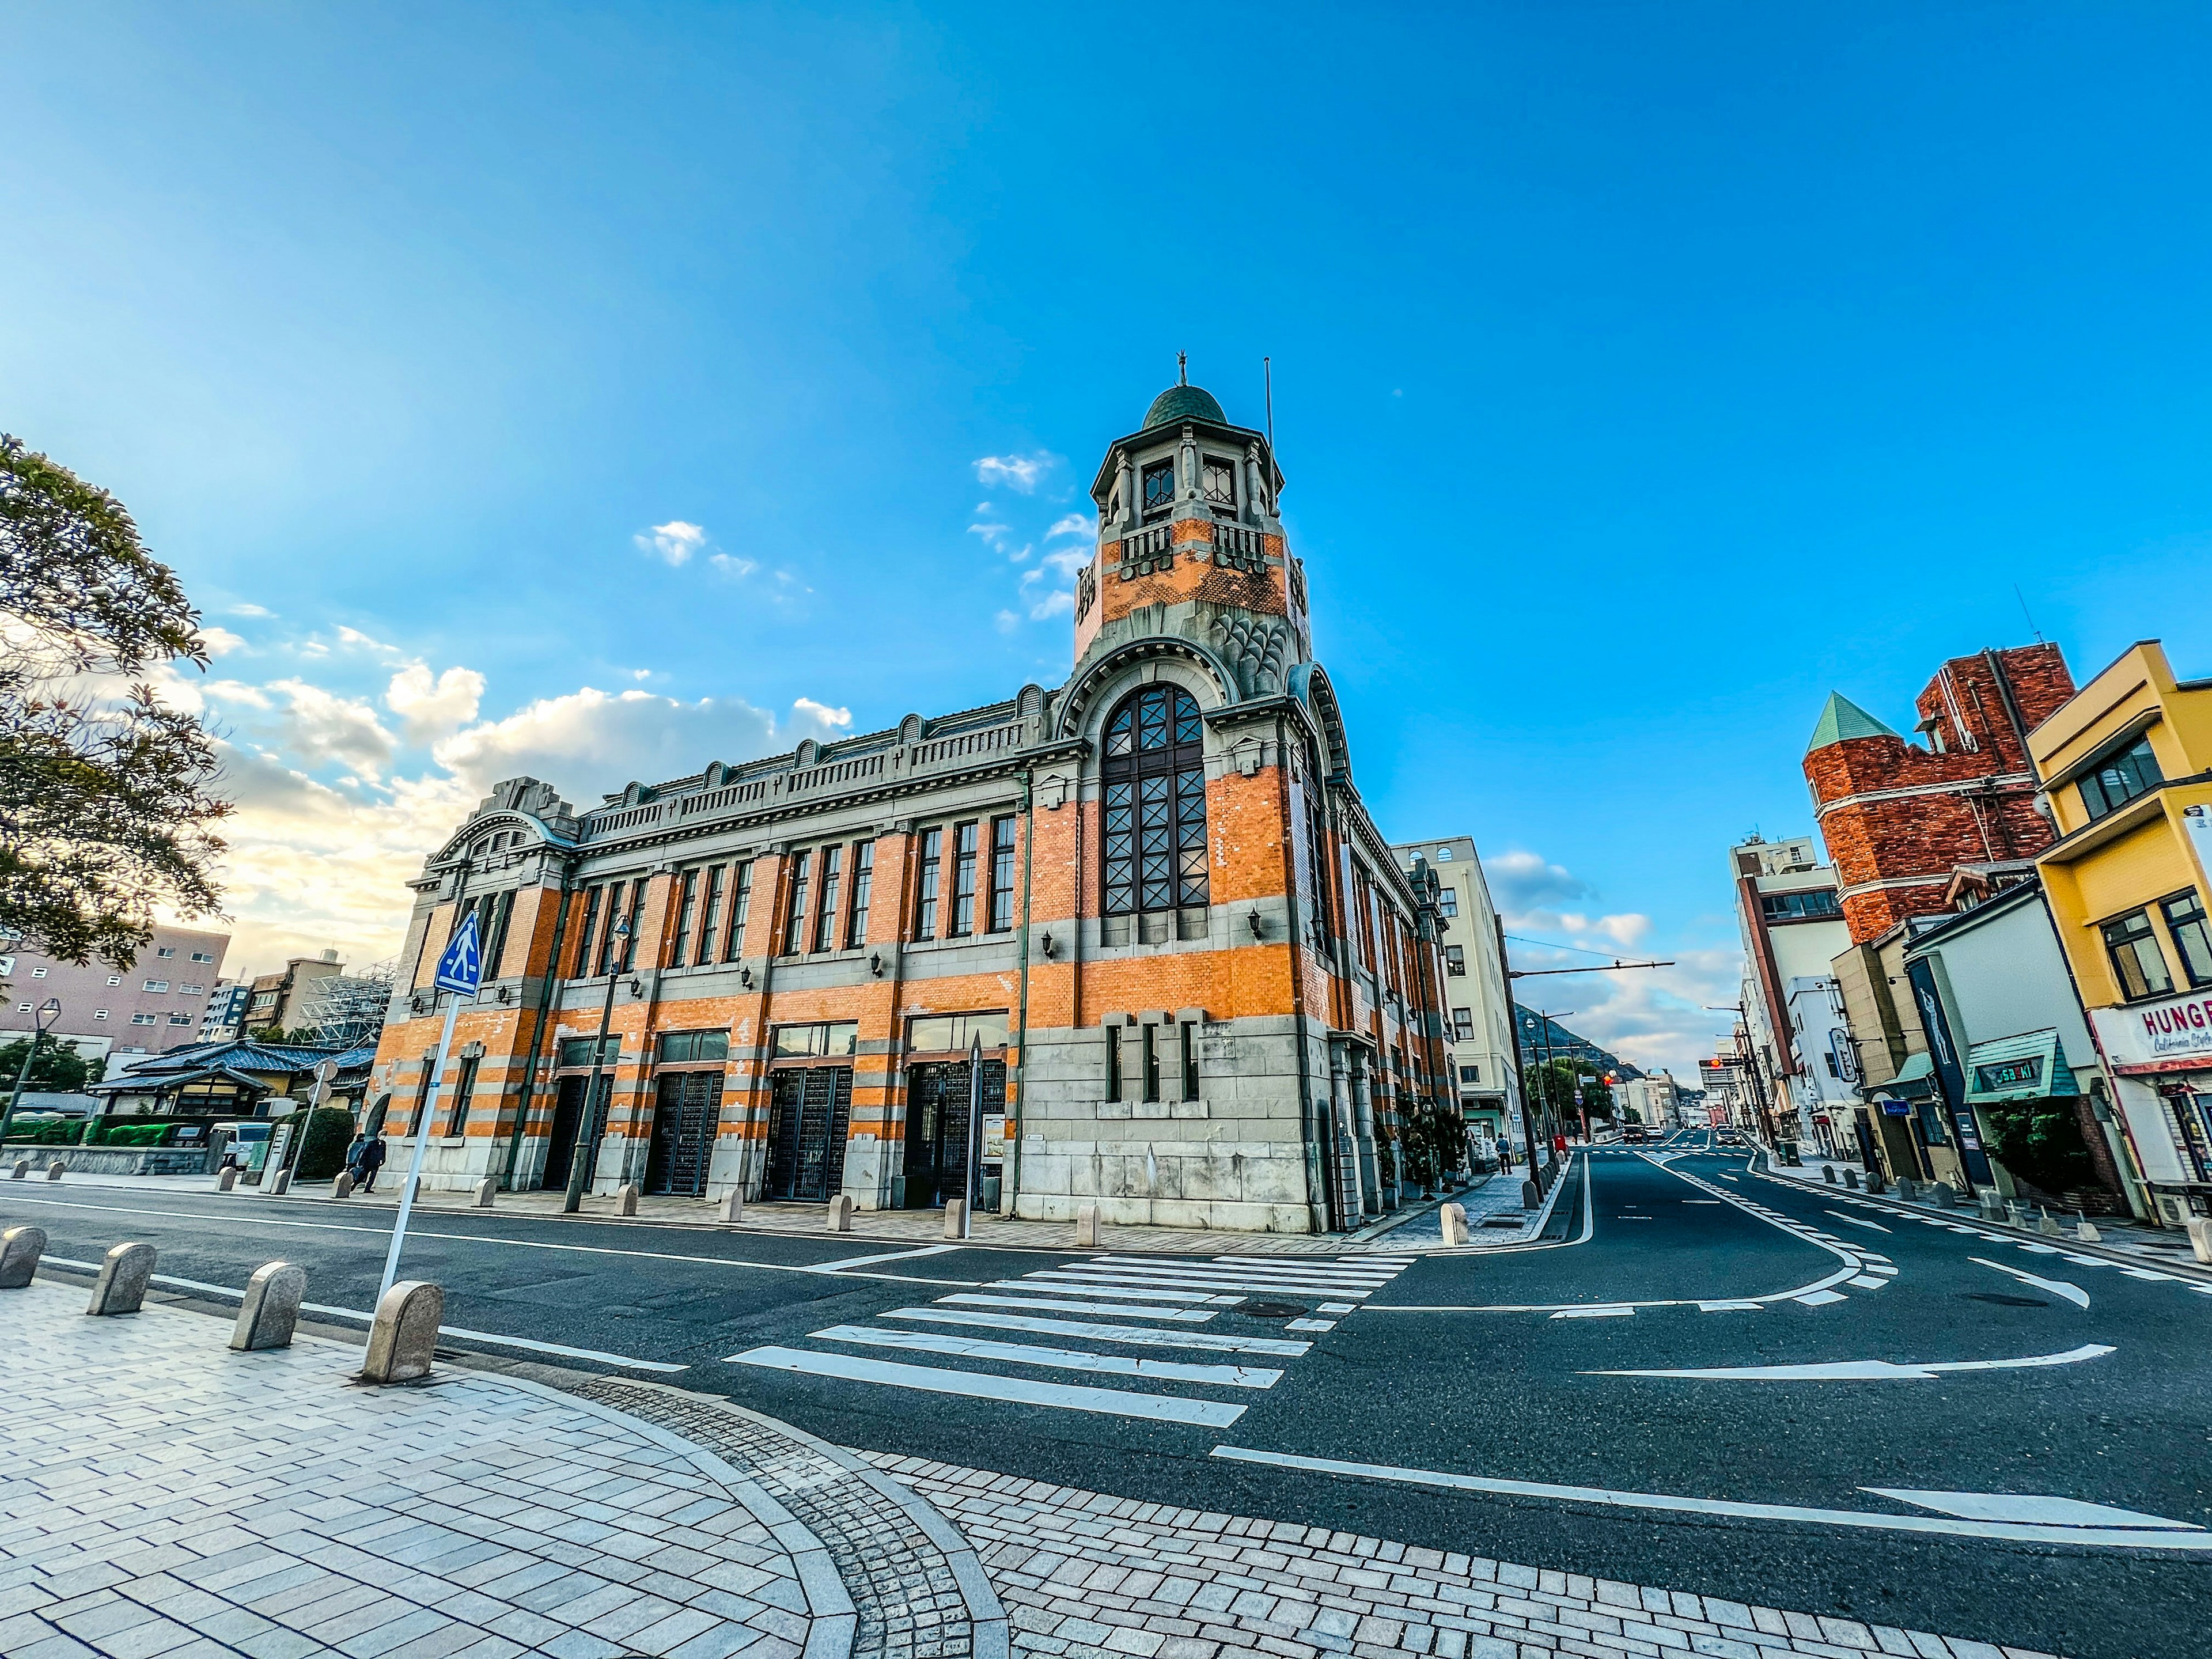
[10, 1142, 2210, 1659]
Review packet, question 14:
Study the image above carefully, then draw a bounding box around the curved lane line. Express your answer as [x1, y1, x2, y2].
[1584, 1342, 2115, 1380]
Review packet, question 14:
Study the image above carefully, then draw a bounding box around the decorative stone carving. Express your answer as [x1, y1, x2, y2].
[1213, 616, 1290, 697]
[899, 713, 926, 744]
[1075, 560, 1097, 621]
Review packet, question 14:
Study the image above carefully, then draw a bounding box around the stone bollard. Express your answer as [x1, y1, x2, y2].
[1980, 1195, 2006, 1223]
[1822, 1166, 1838, 1184]
[230, 1261, 306, 1351]
[1, 1225, 47, 1289]
[1843, 1169, 1861, 1190]
[2186, 1218, 2212, 1266]
[11, 1157, 28, 1179]
[1074, 1203, 1100, 1248]
[2037, 1210, 2064, 1237]
[717, 1187, 744, 1224]
[1439, 1202, 1469, 1245]
[1932, 1183, 1956, 1209]
[86, 1242, 156, 1316]
[331, 1171, 354, 1200]
[359, 1280, 443, 1384]
[47, 1159, 65, 1182]
[829, 1194, 854, 1232]
[472, 1177, 495, 1209]
[616, 1182, 639, 1217]
[264, 1168, 292, 1196]
[943, 1198, 967, 1240]
[1865, 1172, 1887, 1195]
[1895, 1179, 1917, 1202]
[1521, 1178, 1543, 1210]
[2077, 1218, 2103, 1243]
[215, 1166, 237, 1193]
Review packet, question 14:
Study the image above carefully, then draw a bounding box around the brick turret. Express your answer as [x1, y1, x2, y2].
[1805, 645, 2074, 944]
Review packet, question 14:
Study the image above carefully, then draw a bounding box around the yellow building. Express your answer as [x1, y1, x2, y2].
[2031, 641, 2212, 1226]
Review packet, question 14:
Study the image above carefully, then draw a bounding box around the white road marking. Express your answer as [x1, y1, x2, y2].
[1846, 1275, 1890, 1289]
[807, 1244, 961, 1272]
[1317, 1302, 1357, 1313]
[1970, 1256, 2090, 1308]
[37, 1256, 692, 1372]
[728, 1345, 1246, 1426]
[2120, 1267, 2183, 1282]
[1043, 1267, 1372, 1297]
[1283, 1318, 1336, 1332]
[1695, 1301, 1763, 1312]
[1794, 1290, 1849, 1306]
[1551, 1305, 1635, 1319]
[1589, 1342, 2115, 1381]
[1207, 1446, 2211, 1549]
[1865, 1489, 2200, 1529]
[2061, 1253, 2110, 1266]
[2017, 1243, 2062, 1255]
[881, 1306, 1310, 1355]
[1683, 1200, 1722, 1205]
[938, 1293, 1215, 1321]
[987, 1278, 1238, 1305]
[1825, 1211, 1892, 1233]
[803, 1325, 1282, 1388]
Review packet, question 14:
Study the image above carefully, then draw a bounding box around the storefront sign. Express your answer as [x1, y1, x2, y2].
[2093, 990, 2212, 1070]
[1972, 1055, 2043, 1093]
[980, 1113, 1007, 1161]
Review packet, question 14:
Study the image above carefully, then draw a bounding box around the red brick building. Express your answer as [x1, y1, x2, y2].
[1804, 645, 2075, 945]
[366, 374, 1457, 1232]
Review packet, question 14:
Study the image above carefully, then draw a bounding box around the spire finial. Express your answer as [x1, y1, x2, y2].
[1177, 350, 1187, 386]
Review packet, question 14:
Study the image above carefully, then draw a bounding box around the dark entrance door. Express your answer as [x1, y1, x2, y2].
[646, 1071, 722, 1196]
[904, 1059, 1005, 1207]
[540, 1073, 609, 1192]
[763, 1066, 853, 1200]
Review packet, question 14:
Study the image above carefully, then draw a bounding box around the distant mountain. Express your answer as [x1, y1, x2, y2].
[1512, 1005, 1642, 1082]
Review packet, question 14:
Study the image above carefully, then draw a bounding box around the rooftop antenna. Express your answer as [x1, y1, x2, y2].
[1263, 357, 1275, 453]
[2014, 585, 2046, 645]
[1177, 350, 1187, 386]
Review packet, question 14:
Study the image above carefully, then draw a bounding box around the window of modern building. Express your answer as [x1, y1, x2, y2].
[1437, 887, 1459, 919]
[1200, 455, 1236, 512]
[93, 1009, 108, 1020]
[847, 842, 873, 948]
[106, 974, 121, 986]
[2078, 734, 2163, 821]
[168, 1013, 192, 1025]
[178, 983, 203, 995]
[782, 851, 812, 956]
[157, 946, 176, 958]
[657, 1029, 731, 1063]
[1101, 685, 1209, 924]
[950, 821, 980, 937]
[1452, 1007, 1474, 1040]
[1141, 459, 1175, 519]
[2102, 908, 2174, 1000]
[988, 817, 1017, 933]
[1105, 1024, 1123, 1101]
[29, 967, 46, 979]
[726, 862, 754, 959]
[771, 1021, 858, 1059]
[131, 1012, 157, 1026]
[915, 827, 943, 940]
[2161, 891, 2212, 988]
[1459, 1064, 1480, 1085]
[1760, 889, 1842, 921]
[669, 869, 699, 967]
[907, 1011, 1009, 1052]
[1444, 945, 1466, 976]
[191, 951, 215, 963]
[143, 979, 169, 993]
[696, 865, 725, 967]
[814, 845, 843, 953]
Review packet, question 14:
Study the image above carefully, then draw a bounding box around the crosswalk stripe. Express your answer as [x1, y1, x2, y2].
[1038, 1268, 1374, 1298]
[1051, 1262, 1388, 1289]
[881, 1306, 1311, 1355]
[938, 1293, 1217, 1321]
[1105, 1255, 1400, 1283]
[806, 1324, 1284, 1388]
[728, 1344, 1248, 1426]
[984, 1278, 1236, 1305]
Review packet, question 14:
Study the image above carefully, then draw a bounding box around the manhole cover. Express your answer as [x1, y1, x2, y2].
[1238, 1301, 1308, 1319]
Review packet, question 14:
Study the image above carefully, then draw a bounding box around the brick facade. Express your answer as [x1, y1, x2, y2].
[367, 380, 1456, 1232]
[1805, 645, 2074, 944]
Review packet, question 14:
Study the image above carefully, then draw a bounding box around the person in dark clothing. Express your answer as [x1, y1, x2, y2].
[356, 1132, 388, 1194]
[343, 1134, 367, 1186]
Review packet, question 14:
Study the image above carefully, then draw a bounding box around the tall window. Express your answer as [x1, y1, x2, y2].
[915, 828, 943, 939]
[725, 862, 753, 959]
[1201, 455, 1237, 512]
[2102, 908, 2173, 1001]
[482, 889, 515, 979]
[2080, 735, 2162, 821]
[620, 883, 645, 971]
[669, 869, 699, 967]
[988, 816, 1017, 933]
[444, 1055, 478, 1137]
[783, 852, 812, 956]
[1437, 887, 1459, 920]
[1141, 1024, 1161, 1103]
[814, 845, 843, 953]
[950, 821, 980, 937]
[1179, 1021, 1199, 1100]
[1445, 944, 1467, 976]
[2162, 891, 2212, 988]
[572, 885, 601, 975]
[1105, 1024, 1122, 1102]
[847, 842, 874, 948]
[597, 881, 627, 974]
[697, 865, 725, 967]
[1453, 1007, 1474, 1041]
[1101, 685, 1209, 917]
[1141, 459, 1174, 520]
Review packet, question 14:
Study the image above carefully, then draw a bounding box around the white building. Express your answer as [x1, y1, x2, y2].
[1730, 836, 1853, 1154]
[1393, 836, 1520, 1158]
[1616, 1069, 1681, 1129]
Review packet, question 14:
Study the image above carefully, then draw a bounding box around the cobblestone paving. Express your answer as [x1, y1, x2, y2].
[855, 1456, 2063, 1659]
[575, 1382, 987, 1659]
[1, 1283, 815, 1659]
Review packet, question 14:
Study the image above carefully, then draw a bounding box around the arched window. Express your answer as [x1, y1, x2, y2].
[1102, 685, 1209, 927]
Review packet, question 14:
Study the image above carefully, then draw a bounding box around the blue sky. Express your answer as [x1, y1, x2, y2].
[9, 5, 2212, 1074]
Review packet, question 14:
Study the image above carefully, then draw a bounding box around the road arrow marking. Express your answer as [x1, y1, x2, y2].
[1863, 1489, 2201, 1530]
[1825, 1210, 1892, 1233]
[1971, 1256, 2090, 1308]
[1585, 1342, 2113, 1381]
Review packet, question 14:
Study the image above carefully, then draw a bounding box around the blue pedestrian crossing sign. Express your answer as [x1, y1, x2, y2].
[433, 910, 484, 996]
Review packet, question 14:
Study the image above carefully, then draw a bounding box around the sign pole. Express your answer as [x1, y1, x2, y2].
[377, 908, 484, 1307]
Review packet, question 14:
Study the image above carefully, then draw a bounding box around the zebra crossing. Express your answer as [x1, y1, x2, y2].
[728, 1249, 1414, 1426]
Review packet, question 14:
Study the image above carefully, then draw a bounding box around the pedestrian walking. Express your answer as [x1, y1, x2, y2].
[357, 1131, 388, 1194]
[343, 1133, 366, 1185]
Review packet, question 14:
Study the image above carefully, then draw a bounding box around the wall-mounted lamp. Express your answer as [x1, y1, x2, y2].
[739, 965, 754, 990]
[1039, 930, 1056, 959]
[869, 952, 885, 979]
[627, 978, 643, 998]
[495, 986, 512, 1004]
[1247, 909, 1265, 940]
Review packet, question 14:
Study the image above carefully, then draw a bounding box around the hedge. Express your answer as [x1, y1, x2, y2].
[294, 1106, 359, 1180]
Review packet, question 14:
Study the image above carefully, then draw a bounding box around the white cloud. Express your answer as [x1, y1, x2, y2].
[384, 662, 487, 744]
[334, 625, 407, 662]
[1028, 590, 1074, 622]
[200, 626, 247, 657]
[635, 519, 709, 566]
[1041, 546, 1088, 580]
[1486, 850, 1593, 910]
[968, 518, 1013, 551]
[709, 551, 759, 579]
[228, 603, 274, 618]
[973, 452, 1056, 494]
[994, 609, 1020, 634]
[1047, 513, 1094, 540]
[263, 678, 397, 777]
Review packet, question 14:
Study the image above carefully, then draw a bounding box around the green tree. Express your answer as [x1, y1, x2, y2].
[1528, 1058, 1613, 1123]
[0, 1033, 95, 1092]
[1, 434, 231, 969]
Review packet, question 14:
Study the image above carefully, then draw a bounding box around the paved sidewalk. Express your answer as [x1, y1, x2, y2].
[859, 1456, 2062, 1659]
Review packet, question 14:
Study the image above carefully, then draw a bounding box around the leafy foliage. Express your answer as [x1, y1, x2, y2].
[1978, 1096, 2098, 1196]
[294, 1105, 358, 1180]
[1, 435, 231, 968]
[0, 1033, 96, 1092]
[1528, 1058, 1613, 1122]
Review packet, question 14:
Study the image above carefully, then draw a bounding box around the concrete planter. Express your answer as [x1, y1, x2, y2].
[1, 1146, 213, 1177]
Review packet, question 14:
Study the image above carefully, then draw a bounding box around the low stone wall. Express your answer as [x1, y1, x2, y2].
[2, 1145, 212, 1176]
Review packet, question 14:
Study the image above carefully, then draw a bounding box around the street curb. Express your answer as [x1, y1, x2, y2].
[1752, 1161, 2212, 1286]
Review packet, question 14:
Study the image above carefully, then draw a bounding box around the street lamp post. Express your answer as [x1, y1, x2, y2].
[1, 998, 66, 1143]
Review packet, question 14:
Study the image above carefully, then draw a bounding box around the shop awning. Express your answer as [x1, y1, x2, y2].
[1881, 1052, 1938, 1099]
[1964, 1029, 2077, 1105]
